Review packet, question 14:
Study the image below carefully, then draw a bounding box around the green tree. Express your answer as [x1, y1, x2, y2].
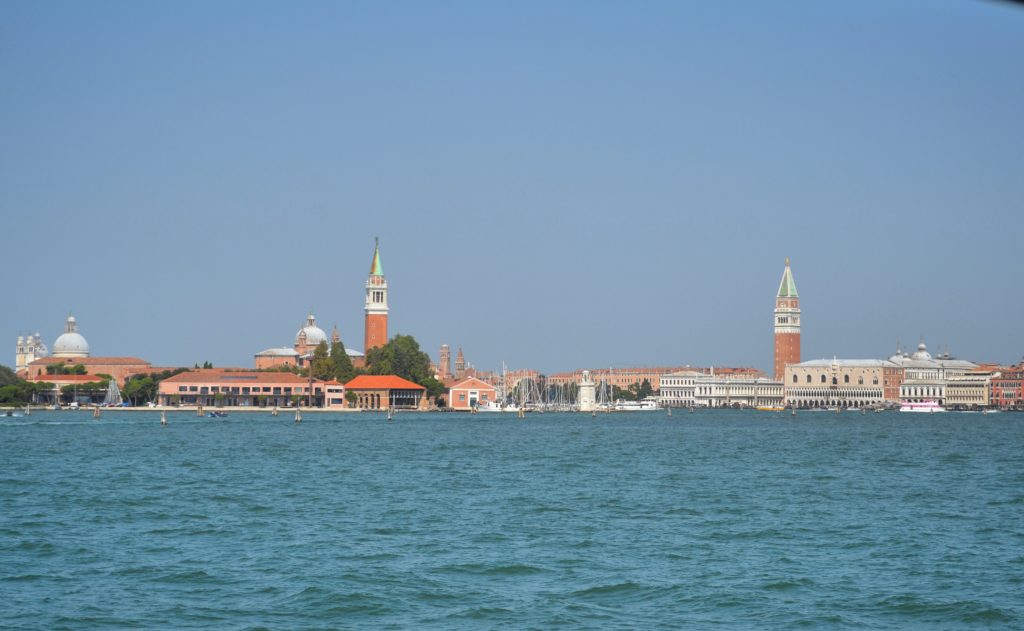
[364, 335, 447, 397]
[638, 378, 654, 400]
[330, 340, 356, 383]
[311, 341, 334, 380]
[0, 365, 19, 386]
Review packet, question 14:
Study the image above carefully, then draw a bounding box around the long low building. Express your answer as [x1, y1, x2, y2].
[660, 370, 782, 408]
[157, 369, 344, 408]
[784, 359, 891, 408]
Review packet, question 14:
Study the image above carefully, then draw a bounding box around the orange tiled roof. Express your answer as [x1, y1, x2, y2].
[449, 377, 495, 390]
[30, 356, 151, 366]
[160, 369, 314, 384]
[29, 374, 104, 383]
[344, 375, 425, 390]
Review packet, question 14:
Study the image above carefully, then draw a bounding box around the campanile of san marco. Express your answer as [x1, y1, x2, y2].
[773, 258, 801, 380]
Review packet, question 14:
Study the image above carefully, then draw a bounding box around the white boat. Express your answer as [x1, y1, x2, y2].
[613, 397, 662, 411]
[475, 401, 519, 413]
[899, 400, 946, 413]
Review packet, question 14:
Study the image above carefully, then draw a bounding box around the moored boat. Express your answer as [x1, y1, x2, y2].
[899, 400, 945, 413]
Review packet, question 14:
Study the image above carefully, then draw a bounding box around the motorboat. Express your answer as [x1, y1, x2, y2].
[899, 400, 945, 413]
[206, 411, 228, 418]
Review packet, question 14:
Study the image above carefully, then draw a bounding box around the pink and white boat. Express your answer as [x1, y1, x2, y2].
[899, 400, 946, 413]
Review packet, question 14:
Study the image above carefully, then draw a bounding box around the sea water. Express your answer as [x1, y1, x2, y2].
[1, 410, 1022, 629]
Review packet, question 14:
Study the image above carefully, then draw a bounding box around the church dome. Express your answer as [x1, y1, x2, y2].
[911, 341, 932, 361]
[295, 313, 327, 346]
[53, 315, 90, 358]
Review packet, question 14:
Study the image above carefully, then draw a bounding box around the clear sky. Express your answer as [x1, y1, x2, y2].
[2, 1, 1022, 374]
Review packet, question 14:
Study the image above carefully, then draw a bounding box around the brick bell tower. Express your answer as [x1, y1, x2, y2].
[364, 238, 389, 353]
[774, 257, 801, 380]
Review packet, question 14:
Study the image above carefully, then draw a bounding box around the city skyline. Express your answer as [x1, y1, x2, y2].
[2, 2, 1023, 372]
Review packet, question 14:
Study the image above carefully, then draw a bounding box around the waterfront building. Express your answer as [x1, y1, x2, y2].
[15, 332, 48, 374]
[547, 366, 735, 392]
[891, 341, 977, 407]
[343, 375, 426, 410]
[364, 239, 389, 354]
[658, 371, 703, 408]
[26, 374, 105, 406]
[25, 356, 158, 384]
[691, 372, 784, 408]
[774, 258, 801, 380]
[784, 359, 891, 408]
[991, 363, 1023, 409]
[447, 376, 496, 410]
[945, 368, 1000, 410]
[157, 369, 341, 408]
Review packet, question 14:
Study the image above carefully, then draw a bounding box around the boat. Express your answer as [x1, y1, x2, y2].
[756, 405, 785, 412]
[613, 397, 662, 411]
[899, 400, 946, 413]
[206, 411, 228, 418]
[475, 400, 519, 413]
[982, 409, 1000, 415]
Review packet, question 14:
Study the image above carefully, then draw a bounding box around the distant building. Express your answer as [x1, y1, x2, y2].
[774, 258, 801, 380]
[945, 368, 1000, 410]
[448, 376, 496, 410]
[157, 369, 341, 408]
[454, 347, 466, 380]
[15, 332, 47, 374]
[294, 313, 328, 357]
[344, 375, 426, 410]
[992, 363, 1023, 409]
[254, 312, 364, 370]
[548, 366, 730, 392]
[23, 314, 177, 383]
[364, 239, 389, 354]
[693, 372, 783, 409]
[890, 341, 976, 407]
[27, 374, 104, 406]
[661, 369, 780, 408]
[784, 359, 891, 408]
[438, 344, 452, 381]
[53, 314, 90, 358]
[659, 371, 703, 408]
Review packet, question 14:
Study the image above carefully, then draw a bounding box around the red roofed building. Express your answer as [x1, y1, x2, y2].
[447, 377, 497, 411]
[344, 375, 426, 410]
[157, 369, 344, 408]
[25, 356, 164, 384]
[27, 374, 106, 406]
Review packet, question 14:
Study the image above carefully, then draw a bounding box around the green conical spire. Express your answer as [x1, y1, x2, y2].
[777, 257, 798, 297]
[369, 237, 384, 276]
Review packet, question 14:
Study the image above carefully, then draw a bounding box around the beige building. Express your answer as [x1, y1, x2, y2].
[945, 369, 999, 410]
[784, 359, 891, 408]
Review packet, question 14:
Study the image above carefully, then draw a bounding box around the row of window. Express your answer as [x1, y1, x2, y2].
[792, 374, 879, 385]
[176, 385, 320, 394]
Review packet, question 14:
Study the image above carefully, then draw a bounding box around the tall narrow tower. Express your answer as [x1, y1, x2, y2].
[364, 238, 389, 353]
[773, 258, 801, 380]
[438, 344, 451, 381]
[454, 347, 466, 380]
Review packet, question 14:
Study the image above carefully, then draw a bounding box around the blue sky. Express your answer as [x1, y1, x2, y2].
[2, 1, 1022, 374]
